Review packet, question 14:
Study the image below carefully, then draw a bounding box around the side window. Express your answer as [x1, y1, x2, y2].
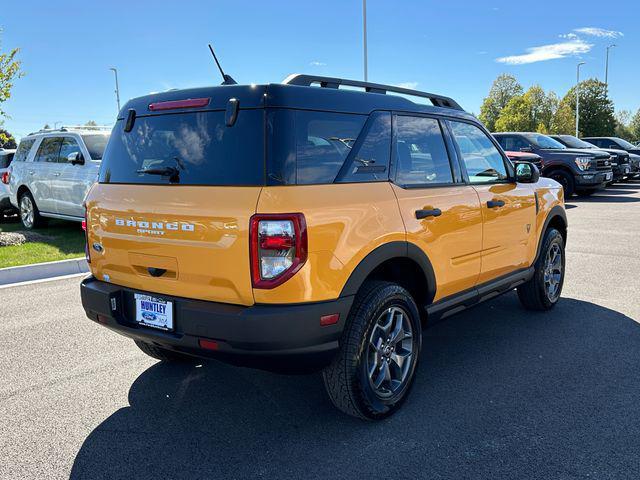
[449, 121, 509, 184]
[395, 116, 454, 186]
[295, 111, 366, 185]
[35, 137, 62, 163]
[498, 135, 528, 151]
[336, 112, 391, 183]
[13, 138, 36, 162]
[58, 137, 81, 163]
[0, 153, 13, 169]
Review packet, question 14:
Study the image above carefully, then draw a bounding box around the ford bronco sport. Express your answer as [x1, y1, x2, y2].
[81, 75, 567, 420]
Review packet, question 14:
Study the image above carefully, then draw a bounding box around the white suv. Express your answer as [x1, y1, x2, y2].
[8, 127, 110, 229]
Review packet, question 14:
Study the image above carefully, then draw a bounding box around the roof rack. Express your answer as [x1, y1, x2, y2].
[282, 74, 464, 111]
[27, 125, 112, 136]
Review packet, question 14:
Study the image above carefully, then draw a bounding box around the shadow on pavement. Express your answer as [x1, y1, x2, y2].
[70, 294, 640, 480]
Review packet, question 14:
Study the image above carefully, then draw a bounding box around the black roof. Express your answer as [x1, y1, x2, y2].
[119, 75, 474, 122]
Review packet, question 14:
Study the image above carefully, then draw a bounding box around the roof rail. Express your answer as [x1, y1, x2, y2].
[27, 125, 112, 136]
[282, 74, 464, 111]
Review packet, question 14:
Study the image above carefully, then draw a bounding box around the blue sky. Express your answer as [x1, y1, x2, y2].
[1, 0, 638, 139]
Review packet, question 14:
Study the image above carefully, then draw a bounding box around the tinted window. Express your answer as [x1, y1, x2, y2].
[59, 137, 82, 164]
[395, 116, 453, 186]
[450, 121, 508, 183]
[13, 139, 35, 162]
[525, 134, 565, 149]
[335, 112, 391, 183]
[496, 135, 529, 151]
[99, 111, 264, 185]
[0, 152, 14, 169]
[35, 137, 62, 163]
[82, 134, 109, 160]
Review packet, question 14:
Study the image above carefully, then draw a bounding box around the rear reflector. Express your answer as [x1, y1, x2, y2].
[148, 98, 210, 111]
[198, 339, 219, 350]
[96, 314, 110, 324]
[320, 314, 340, 327]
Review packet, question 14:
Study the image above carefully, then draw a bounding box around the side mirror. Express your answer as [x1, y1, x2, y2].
[69, 152, 84, 165]
[515, 161, 540, 183]
[520, 146, 534, 153]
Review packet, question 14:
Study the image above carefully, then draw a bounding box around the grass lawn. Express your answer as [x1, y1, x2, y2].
[0, 217, 85, 268]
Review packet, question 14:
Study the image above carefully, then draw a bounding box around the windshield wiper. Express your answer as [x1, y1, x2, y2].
[136, 166, 180, 183]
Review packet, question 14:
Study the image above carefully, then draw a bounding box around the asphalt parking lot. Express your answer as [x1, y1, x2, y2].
[1, 181, 639, 480]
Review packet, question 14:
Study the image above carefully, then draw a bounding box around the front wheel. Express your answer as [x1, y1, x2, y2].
[517, 228, 565, 311]
[19, 191, 46, 229]
[548, 170, 575, 198]
[322, 281, 422, 420]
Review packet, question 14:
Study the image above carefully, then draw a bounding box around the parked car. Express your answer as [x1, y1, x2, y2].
[503, 150, 543, 171]
[0, 148, 17, 218]
[550, 134, 631, 183]
[9, 127, 110, 229]
[582, 136, 640, 156]
[493, 132, 613, 197]
[81, 75, 567, 420]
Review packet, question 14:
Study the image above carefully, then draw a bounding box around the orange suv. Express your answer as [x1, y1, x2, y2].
[81, 75, 567, 419]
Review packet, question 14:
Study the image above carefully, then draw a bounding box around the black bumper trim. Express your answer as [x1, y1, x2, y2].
[80, 277, 353, 371]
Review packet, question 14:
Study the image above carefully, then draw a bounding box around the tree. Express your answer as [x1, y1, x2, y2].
[494, 85, 558, 133]
[553, 79, 615, 137]
[0, 35, 22, 147]
[630, 109, 640, 141]
[0, 127, 15, 148]
[479, 74, 523, 131]
[84, 120, 99, 131]
[614, 110, 633, 140]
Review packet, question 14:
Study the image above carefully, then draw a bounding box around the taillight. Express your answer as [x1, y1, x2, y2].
[1, 168, 10, 185]
[250, 213, 307, 289]
[148, 97, 210, 111]
[83, 209, 90, 264]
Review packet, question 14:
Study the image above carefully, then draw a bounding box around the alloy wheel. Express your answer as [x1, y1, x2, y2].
[20, 196, 34, 229]
[366, 306, 415, 398]
[543, 243, 563, 302]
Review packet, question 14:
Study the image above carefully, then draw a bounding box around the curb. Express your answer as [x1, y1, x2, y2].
[0, 257, 89, 286]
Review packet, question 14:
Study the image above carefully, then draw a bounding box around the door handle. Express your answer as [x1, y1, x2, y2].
[28, 170, 35, 175]
[52, 172, 61, 177]
[487, 199, 505, 208]
[415, 208, 442, 219]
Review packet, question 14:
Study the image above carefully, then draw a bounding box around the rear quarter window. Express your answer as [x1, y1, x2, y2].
[99, 110, 264, 186]
[12, 139, 36, 163]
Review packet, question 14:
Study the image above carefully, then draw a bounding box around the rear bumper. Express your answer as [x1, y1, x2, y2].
[80, 276, 353, 372]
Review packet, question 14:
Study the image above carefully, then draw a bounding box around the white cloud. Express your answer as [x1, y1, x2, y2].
[395, 82, 419, 89]
[559, 32, 578, 40]
[574, 27, 623, 38]
[496, 39, 592, 65]
[309, 61, 327, 67]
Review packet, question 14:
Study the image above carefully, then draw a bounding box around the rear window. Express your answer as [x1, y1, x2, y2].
[0, 152, 14, 169]
[82, 134, 109, 160]
[99, 111, 264, 185]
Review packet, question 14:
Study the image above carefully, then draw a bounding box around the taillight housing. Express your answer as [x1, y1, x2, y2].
[82, 208, 90, 264]
[1, 167, 10, 185]
[250, 213, 307, 289]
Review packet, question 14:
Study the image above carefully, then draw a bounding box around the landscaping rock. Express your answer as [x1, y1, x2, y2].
[0, 231, 52, 247]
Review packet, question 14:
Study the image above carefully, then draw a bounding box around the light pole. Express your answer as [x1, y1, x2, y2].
[576, 62, 585, 137]
[362, 0, 368, 81]
[109, 67, 121, 113]
[605, 44, 616, 89]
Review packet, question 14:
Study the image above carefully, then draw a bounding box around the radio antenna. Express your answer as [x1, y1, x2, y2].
[208, 44, 237, 85]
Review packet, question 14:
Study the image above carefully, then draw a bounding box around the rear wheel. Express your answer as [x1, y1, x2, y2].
[19, 191, 46, 229]
[322, 281, 422, 420]
[548, 170, 575, 198]
[517, 228, 565, 311]
[134, 340, 197, 362]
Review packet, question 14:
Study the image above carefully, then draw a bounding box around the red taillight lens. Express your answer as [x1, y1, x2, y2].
[148, 97, 210, 111]
[1, 169, 10, 185]
[250, 213, 307, 289]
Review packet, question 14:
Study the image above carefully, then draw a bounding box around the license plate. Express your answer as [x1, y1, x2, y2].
[605, 172, 613, 181]
[134, 293, 173, 331]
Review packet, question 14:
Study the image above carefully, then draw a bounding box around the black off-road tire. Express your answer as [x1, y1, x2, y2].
[517, 228, 565, 311]
[322, 281, 422, 420]
[548, 170, 575, 198]
[134, 340, 196, 363]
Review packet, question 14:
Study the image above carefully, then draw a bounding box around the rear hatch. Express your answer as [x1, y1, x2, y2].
[85, 86, 266, 306]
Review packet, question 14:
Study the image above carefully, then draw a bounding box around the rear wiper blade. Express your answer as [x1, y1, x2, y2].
[136, 166, 179, 176]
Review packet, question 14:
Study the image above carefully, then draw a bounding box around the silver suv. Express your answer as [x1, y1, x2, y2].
[9, 127, 110, 229]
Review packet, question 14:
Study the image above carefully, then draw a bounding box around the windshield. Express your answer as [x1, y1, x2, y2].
[557, 135, 595, 149]
[612, 137, 637, 149]
[525, 134, 566, 149]
[82, 134, 110, 160]
[99, 111, 264, 185]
